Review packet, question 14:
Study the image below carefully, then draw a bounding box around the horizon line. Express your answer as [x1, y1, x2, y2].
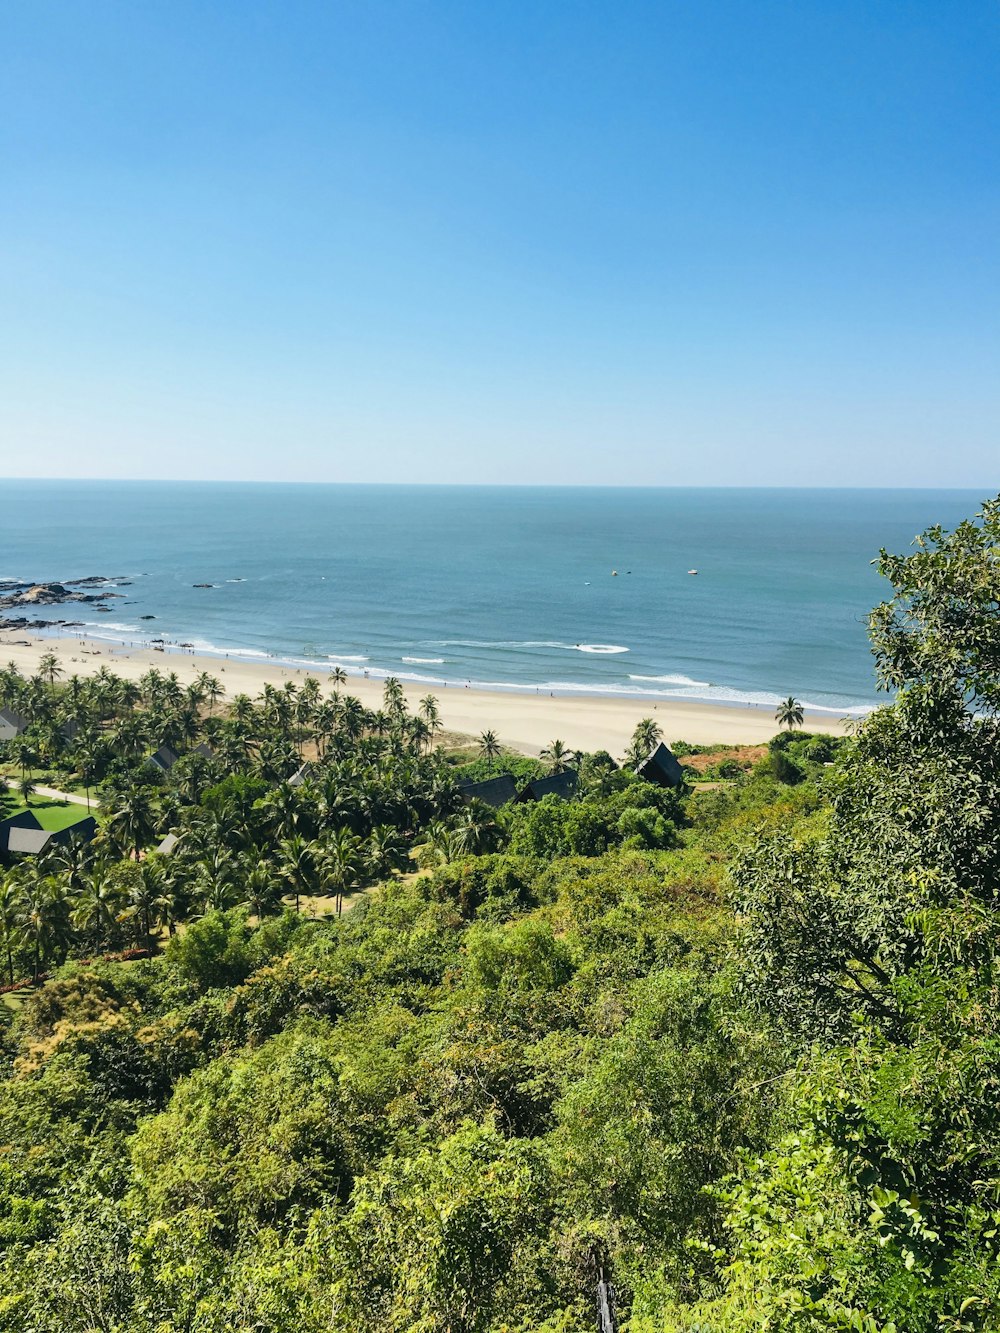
[1, 477, 996, 493]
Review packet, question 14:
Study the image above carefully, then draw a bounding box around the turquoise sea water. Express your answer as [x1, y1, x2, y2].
[0, 483, 988, 713]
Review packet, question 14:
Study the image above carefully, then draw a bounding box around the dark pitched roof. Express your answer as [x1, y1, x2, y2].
[6, 815, 97, 856]
[458, 775, 518, 808]
[62, 816, 97, 844]
[6, 826, 55, 855]
[0, 810, 42, 853]
[0, 707, 28, 737]
[147, 745, 179, 772]
[635, 741, 684, 788]
[193, 741, 214, 759]
[516, 769, 579, 803]
[60, 718, 81, 741]
[288, 762, 312, 788]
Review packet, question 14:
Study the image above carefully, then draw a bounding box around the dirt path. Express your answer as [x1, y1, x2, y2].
[3, 778, 91, 807]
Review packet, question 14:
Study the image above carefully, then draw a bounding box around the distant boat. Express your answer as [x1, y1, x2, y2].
[687, 569, 698, 575]
[611, 570, 618, 576]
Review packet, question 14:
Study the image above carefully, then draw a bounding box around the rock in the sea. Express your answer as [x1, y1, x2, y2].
[21, 583, 67, 602]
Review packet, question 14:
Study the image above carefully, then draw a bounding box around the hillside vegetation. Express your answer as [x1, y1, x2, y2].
[0, 497, 998, 1330]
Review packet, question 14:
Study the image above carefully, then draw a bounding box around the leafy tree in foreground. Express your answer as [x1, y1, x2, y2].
[700, 495, 1000, 1331]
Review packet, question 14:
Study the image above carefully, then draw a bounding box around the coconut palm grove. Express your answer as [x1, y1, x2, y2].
[0, 498, 999, 1329]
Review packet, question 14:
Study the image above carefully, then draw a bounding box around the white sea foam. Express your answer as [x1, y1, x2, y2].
[184, 638, 273, 660]
[427, 639, 628, 654]
[29, 622, 874, 713]
[629, 673, 711, 687]
[80, 621, 140, 634]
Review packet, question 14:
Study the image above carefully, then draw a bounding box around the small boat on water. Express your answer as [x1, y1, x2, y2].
[687, 569, 698, 575]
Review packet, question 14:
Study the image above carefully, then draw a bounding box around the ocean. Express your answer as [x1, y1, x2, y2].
[0, 482, 988, 714]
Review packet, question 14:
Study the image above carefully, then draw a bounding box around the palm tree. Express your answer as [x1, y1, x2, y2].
[319, 827, 364, 916]
[76, 746, 100, 812]
[71, 865, 125, 948]
[329, 666, 348, 693]
[478, 729, 502, 774]
[414, 819, 463, 870]
[453, 801, 499, 855]
[408, 716, 431, 753]
[540, 738, 576, 773]
[14, 740, 37, 785]
[17, 873, 68, 979]
[383, 677, 406, 717]
[153, 874, 186, 939]
[107, 783, 158, 860]
[128, 861, 165, 948]
[366, 824, 406, 880]
[17, 776, 36, 807]
[278, 833, 317, 914]
[419, 694, 442, 736]
[775, 696, 804, 731]
[0, 878, 22, 984]
[39, 653, 63, 687]
[196, 672, 224, 714]
[633, 717, 663, 754]
[242, 857, 282, 921]
[230, 693, 255, 726]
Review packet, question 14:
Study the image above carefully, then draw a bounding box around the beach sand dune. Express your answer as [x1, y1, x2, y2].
[0, 634, 850, 756]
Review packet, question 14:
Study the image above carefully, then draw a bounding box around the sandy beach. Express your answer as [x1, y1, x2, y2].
[0, 632, 854, 755]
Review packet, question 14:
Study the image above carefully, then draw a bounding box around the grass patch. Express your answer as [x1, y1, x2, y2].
[3, 797, 96, 832]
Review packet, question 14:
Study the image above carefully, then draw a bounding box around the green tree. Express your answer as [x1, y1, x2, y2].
[626, 717, 662, 765]
[38, 653, 63, 687]
[540, 738, 575, 773]
[278, 834, 317, 914]
[478, 729, 501, 774]
[774, 695, 804, 730]
[107, 783, 158, 861]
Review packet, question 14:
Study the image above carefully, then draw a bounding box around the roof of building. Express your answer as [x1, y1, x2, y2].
[60, 718, 81, 741]
[458, 774, 519, 808]
[288, 762, 312, 788]
[147, 745, 179, 771]
[6, 826, 55, 855]
[0, 810, 42, 853]
[6, 814, 97, 856]
[0, 707, 28, 735]
[155, 832, 179, 855]
[192, 741, 214, 759]
[516, 769, 579, 803]
[63, 816, 98, 843]
[635, 741, 684, 787]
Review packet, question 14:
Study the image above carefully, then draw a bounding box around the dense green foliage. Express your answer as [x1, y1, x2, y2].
[1, 497, 999, 1329]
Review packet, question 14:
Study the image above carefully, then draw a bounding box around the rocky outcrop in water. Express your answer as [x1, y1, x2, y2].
[0, 580, 126, 611]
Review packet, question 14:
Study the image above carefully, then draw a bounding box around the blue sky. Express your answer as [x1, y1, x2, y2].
[1, 1, 998, 485]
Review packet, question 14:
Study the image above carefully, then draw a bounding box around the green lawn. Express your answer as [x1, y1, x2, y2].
[1, 983, 37, 1012]
[2, 797, 96, 831]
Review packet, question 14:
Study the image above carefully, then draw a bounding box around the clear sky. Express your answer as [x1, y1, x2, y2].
[1, 1, 998, 486]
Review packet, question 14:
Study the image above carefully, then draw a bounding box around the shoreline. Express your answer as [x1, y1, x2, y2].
[0, 631, 856, 753]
